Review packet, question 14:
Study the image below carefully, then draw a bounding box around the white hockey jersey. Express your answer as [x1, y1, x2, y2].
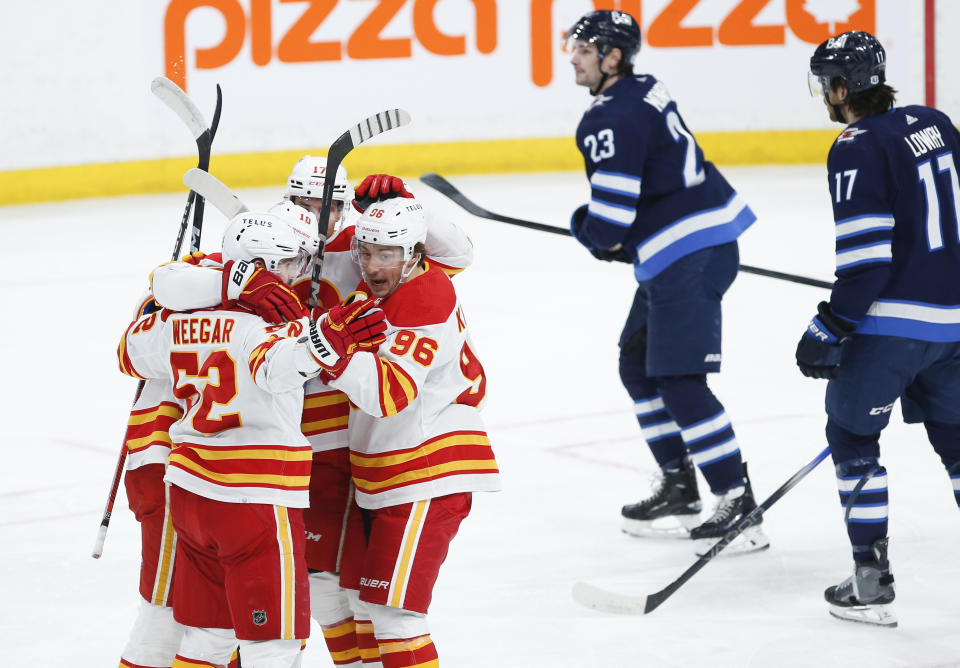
[330, 262, 501, 509]
[118, 308, 312, 507]
[149, 212, 475, 456]
[119, 291, 181, 471]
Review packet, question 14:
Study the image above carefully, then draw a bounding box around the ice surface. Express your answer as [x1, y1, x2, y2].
[2, 167, 958, 666]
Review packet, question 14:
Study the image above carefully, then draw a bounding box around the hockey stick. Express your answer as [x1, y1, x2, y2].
[183, 168, 249, 219]
[308, 109, 412, 309]
[419, 173, 833, 291]
[571, 445, 831, 614]
[150, 77, 222, 255]
[92, 80, 222, 560]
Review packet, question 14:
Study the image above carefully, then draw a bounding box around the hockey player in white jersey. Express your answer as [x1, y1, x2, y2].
[115, 292, 186, 668]
[320, 197, 500, 667]
[151, 164, 474, 667]
[119, 209, 387, 668]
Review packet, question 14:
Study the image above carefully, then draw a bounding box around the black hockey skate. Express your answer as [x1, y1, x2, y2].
[690, 463, 770, 556]
[825, 537, 897, 628]
[621, 458, 702, 538]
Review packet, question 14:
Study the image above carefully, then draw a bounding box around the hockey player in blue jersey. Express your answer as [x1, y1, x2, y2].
[565, 9, 767, 555]
[799, 31, 960, 627]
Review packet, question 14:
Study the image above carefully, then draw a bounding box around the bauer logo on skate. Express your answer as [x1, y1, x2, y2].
[161, 0, 875, 92]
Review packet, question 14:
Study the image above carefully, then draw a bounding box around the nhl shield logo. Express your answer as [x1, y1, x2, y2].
[252, 610, 267, 626]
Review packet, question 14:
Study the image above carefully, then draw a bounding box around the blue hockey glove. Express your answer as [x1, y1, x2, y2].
[590, 245, 633, 263]
[795, 301, 856, 379]
[570, 204, 590, 245]
[570, 204, 632, 263]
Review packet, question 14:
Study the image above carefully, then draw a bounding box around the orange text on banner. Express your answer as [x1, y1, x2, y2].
[164, 0, 497, 92]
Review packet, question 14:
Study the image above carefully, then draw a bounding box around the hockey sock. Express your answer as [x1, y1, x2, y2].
[658, 375, 743, 493]
[828, 419, 887, 562]
[619, 355, 686, 469]
[377, 635, 438, 668]
[310, 572, 362, 666]
[355, 618, 383, 666]
[924, 421, 960, 508]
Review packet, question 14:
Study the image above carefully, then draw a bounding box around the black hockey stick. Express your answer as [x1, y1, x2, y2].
[92, 80, 222, 559]
[151, 77, 223, 256]
[307, 109, 412, 309]
[572, 445, 831, 614]
[420, 173, 833, 291]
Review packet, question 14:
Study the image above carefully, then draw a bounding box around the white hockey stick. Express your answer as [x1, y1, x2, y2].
[183, 168, 249, 219]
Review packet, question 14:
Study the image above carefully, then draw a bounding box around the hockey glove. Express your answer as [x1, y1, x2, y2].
[352, 174, 414, 213]
[222, 260, 307, 324]
[570, 204, 632, 263]
[570, 204, 590, 245]
[180, 250, 207, 265]
[305, 298, 388, 378]
[795, 301, 857, 379]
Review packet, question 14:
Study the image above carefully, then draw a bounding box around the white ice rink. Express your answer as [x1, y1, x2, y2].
[3, 167, 959, 667]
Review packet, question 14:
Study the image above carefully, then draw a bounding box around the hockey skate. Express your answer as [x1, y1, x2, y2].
[621, 458, 702, 538]
[690, 464, 770, 556]
[825, 537, 897, 628]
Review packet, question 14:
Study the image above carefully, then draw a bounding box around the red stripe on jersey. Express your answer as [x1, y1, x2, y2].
[124, 402, 183, 453]
[248, 335, 281, 380]
[301, 390, 350, 436]
[118, 320, 147, 379]
[168, 442, 312, 492]
[375, 358, 418, 417]
[350, 431, 497, 495]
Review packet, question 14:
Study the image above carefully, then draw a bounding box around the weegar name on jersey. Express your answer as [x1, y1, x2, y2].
[171, 316, 235, 345]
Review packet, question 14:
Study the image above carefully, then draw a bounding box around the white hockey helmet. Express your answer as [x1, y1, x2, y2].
[285, 155, 352, 202]
[221, 211, 310, 277]
[267, 200, 321, 256]
[352, 197, 428, 263]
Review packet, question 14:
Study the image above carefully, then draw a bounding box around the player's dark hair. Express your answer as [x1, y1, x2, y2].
[415, 241, 427, 269]
[831, 78, 897, 118]
[614, 50, 634, 77]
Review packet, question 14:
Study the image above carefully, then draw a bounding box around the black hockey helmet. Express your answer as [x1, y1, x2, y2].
[565, 10, 641, 64]
[809, 31, 886, 95]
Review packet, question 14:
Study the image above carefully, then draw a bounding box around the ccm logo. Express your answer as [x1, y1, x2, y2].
[869, 401, 895, 416]
[164, 0, 496, 92]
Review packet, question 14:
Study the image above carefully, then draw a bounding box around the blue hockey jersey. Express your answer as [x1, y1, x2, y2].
[826, 105, 960, 342]
[574, 74, 755, 280]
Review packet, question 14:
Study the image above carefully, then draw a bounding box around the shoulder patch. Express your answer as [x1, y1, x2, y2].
[381, 265, 456, 328]
[836, 127, 868, 143]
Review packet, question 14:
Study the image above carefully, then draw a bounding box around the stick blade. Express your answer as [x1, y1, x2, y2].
[183, 168, 248, 219]
[345, 108, 412, 148]
[151, 77, 208, 140]
[571, 582, 647, 615]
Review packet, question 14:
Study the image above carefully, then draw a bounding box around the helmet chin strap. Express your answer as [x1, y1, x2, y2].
[831, 102, 849, 124]
[590, 72, 610, 96]
[589, 48, 611, 96]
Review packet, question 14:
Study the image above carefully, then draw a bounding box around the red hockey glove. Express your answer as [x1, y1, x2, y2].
[221, 260, 308, 324]
[352, 174, 414, 213]
[306, 298, 387, 378]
